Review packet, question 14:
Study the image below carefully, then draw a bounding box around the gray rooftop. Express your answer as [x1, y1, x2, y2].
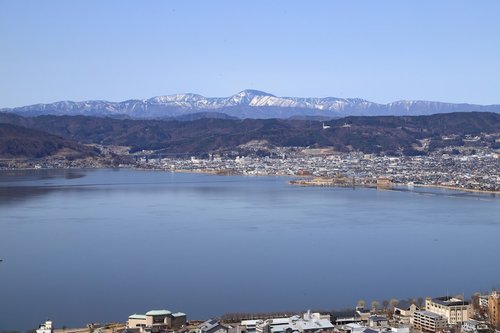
[416, 311, 445, 319]
[145, 309, 172, 316]
[431, 296, 469, 307]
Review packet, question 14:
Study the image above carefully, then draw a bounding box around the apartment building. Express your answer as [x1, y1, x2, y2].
[412, 311, 447, 333]
[425, 296, 471, 324]
[489, 291, 500, 329]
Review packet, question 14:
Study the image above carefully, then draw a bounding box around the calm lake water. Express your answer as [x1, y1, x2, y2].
[0, 169, 499, 331]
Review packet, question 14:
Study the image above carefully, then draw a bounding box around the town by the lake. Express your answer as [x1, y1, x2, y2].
[2, 142, 498, 194]
[25, 291, 500, 333]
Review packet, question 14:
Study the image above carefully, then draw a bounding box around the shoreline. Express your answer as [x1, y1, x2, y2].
[1, 166, 498, 196]
[288, 177, 499, 195]
[413, 183, 500, 195]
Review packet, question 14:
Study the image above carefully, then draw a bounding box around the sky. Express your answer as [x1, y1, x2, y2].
[1, 0, 500, 107]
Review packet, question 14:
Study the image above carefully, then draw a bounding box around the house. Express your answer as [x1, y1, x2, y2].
[36, 320, 53, 333]
[356, 307, 372, 323]
[393, 301, 420, 324]
[461, 319, 488, 333]
[197, 319, 229, 333]
[368, 315, 388, 328]
[341, 323, 367, 333]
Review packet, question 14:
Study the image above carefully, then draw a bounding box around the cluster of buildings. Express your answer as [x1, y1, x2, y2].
[3, 140, 498, 193]
[330, 293, 500, 333]
[232, 292, 500, 333]
[134, 147, 499, 192]
[33, 292, 500, 333]
[241, 311, 334, 333]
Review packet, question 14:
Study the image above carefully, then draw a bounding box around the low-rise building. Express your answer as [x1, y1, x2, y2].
[242, 311, 334, 333]
[171, 312, 187, 329]
[394, 301, 420, 324]
[332, 310, 362, 326]
[341, 323, 366, 333]
[197, 319, 229, 333]
[36, 320, 53, 333]
[461, 319, 488, 333]
[356, 308, 372, 323]
[127, 309, 187, 332]
[425, 296, 471, 324]
[412, 311, 447, 333]
[341, 324, 409, 333]
[368, 315, 388, 328]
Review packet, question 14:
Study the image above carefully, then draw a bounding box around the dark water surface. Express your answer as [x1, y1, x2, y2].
[0, 169, 499, 330]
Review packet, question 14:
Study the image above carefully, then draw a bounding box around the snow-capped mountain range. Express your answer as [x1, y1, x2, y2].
[2, 89, 500, 119]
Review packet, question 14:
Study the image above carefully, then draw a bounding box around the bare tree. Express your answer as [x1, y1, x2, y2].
[472, 292, 481, 310]
[417, 297, 424, 308]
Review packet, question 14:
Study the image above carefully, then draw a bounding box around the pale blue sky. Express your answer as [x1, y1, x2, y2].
[1, 0, 499, 107]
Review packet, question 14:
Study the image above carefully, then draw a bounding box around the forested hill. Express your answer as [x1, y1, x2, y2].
[0, 111, 498, 155]
[0, 123, 99, 158]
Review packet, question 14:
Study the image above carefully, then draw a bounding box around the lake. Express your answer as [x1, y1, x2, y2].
[0, 169, 499, 331]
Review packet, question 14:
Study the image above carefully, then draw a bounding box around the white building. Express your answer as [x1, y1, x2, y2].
[478, 295, 489, 309]
[461, 319, 488, 333]
[197, 319, 229, 333]
[36, 320, 53, 333]
[242, 311, 333, 333]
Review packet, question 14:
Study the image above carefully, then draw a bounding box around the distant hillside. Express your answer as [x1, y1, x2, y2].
[0, 111, 498, 155]
[170, 111, 239, 121]
[0, 123, 99, 158]
[2, 90, 500, 119]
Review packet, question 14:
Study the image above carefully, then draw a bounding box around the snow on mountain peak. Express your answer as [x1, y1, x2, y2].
[4, 90, 499, 119]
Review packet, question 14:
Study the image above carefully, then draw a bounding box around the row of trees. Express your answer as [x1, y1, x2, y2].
[357, 297, 426, 311]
